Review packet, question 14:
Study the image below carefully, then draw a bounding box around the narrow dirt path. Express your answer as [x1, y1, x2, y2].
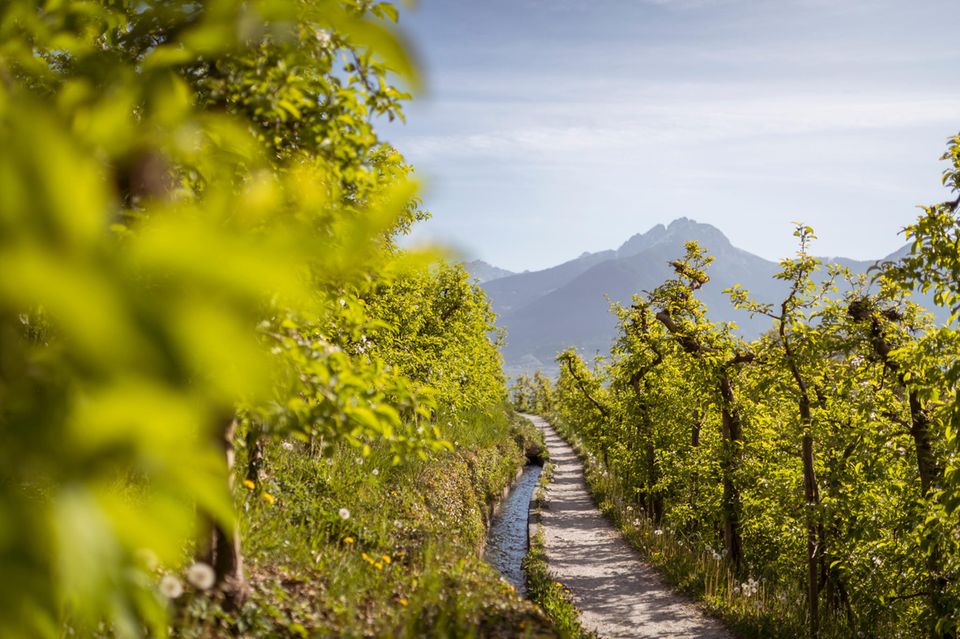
[524, 414, 732, 639]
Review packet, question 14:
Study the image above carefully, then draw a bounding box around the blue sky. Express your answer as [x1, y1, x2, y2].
[382, 0, 960, 272]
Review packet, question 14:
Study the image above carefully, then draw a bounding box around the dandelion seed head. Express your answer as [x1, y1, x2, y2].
[159, 574, 183, 599]
[186, 562, 216, 590]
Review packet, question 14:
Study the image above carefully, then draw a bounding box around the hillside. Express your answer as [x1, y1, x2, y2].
[484, 218, 934, 377]
[464, 260, 516, 283]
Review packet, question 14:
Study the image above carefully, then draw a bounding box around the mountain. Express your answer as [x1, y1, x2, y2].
[484, 218, 940, 378]
[463, 260, 515, 283]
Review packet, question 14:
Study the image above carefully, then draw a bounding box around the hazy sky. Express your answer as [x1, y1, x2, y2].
[382, 0, 960, 272]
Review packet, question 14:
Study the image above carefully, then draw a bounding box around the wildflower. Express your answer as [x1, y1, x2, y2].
[281, 441, 294, 451]
[339, 507, 350, 520]
[243, 479, 256, 490]
[355, 457, 364, 466]
[361, 552, 372, 562]
[159, 574, 184, 599]
[654, 529, 663, 536]
[372, 468, 379, 476]
[343, 536, 355, 544]
[262, 492, 275, 505]
[186, 562, 216, 590]
[398, 598, 409, 607]
[374, 562, 383, 570]
[381, 555, 392, 564]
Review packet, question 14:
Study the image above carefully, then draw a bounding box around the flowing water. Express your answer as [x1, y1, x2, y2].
[483, 463, 542, 595]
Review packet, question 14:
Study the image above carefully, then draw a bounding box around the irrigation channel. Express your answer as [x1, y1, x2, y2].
[483, 463, 542, 595]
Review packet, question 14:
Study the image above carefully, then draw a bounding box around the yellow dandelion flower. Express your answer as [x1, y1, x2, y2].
[343, 537, 355, 544]
[374, 562, 383, 570]
[398, 598, 408, 607]
[261, 492, 275, 505]
[243, 479, 255, 490]
[361, 552, 371, 562]
[381, 555, 392, 564]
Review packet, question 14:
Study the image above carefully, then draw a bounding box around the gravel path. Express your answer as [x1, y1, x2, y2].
[524, 414, 732, 639]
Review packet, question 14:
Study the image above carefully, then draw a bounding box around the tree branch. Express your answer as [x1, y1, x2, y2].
[559, 354, 610, 420]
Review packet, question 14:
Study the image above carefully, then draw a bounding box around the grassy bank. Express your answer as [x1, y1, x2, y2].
[171, 410, 559, 638]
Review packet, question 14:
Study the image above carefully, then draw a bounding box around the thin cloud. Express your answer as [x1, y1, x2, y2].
[402, 93, 960, 161]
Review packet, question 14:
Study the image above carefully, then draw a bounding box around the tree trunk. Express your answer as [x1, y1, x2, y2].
[654, 308, 747, 568]
[246, 426, 264, 486]
[907, 390, 940, 498]
[719, 375, 744, 569]
[802, 432, 820, 639]
[852, 307, 947, 632]
[199, 417, 248, 610]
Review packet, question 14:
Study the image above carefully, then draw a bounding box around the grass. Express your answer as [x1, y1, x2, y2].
[522, 461, 597, 639]
[170, 409, 562, 638]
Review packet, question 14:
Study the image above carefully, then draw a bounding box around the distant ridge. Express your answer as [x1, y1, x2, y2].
[483, 218, 937, 378]
[463, 260, 515, 283]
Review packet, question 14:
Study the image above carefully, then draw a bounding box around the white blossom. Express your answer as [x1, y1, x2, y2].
[315, 29, 332, 48]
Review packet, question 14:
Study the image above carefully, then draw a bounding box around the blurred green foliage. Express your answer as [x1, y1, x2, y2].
[0, 0, 505, 636]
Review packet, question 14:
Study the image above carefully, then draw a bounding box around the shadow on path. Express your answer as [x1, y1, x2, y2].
[522, 414, 731, 639]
